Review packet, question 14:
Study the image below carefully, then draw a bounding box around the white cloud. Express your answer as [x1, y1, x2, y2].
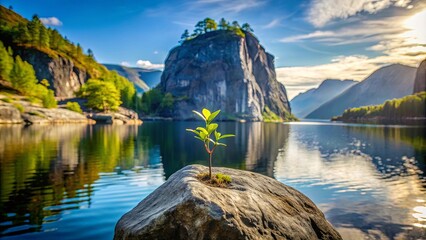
[40, 17, 63, 26]
[262, 18, 281, 29]
[280, 31, 335, 43]
[190, 0, 266, 14]
[136, 60, 164, 70]
[307, 0, 412, 27]
[120, 61, 131, 67]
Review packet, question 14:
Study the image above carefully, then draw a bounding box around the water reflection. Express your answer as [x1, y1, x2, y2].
[0, 125, 164, 238]
[0, 122, 425, 239]
[140, 122, 288, 178]
[275, 123, 426, 239]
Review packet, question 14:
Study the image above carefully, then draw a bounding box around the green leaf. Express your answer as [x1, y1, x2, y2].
[186, 129, 200, 136]
[207, 110, 220, 123]
[199, 131, 207, 139]
[214, 131, 221, 140]
[196, 127, 208, 135]
[207, 123, 218, 134]
[217, 142, 227, 147]
[219, 134, 235, 139]
[202, 108, 211, 119]
[192, 110, 206, 121]
[194, 136, 204, 141]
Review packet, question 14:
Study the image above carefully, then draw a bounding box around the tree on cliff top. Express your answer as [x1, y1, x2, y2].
[180, 18, 252, 43]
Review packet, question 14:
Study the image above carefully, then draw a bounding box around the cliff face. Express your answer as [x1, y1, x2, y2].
[413, 59, 426, 94]
[159, 30, 291, 121]
[16, 47, 89, 98]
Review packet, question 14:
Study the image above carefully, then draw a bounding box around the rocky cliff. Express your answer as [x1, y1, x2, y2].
[159, 30, 291, 121]
[413, 59, 426, 94]
[16, 47, 89, 98]
[114, 165, 342, 240]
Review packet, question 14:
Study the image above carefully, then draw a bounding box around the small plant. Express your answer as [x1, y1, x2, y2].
[66, 101, 83, 114]
[186, 108, 235, 179]
[13, 103, 24, 113]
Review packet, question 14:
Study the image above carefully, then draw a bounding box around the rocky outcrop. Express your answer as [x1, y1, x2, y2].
[89, 107, 142, 125]
[0, 101, 92, 124]
[0, 105, 23, 124]
[114, 165, 342, 240]
[159, 30, 291, 121]
[413, 59, 426, 94]
[16, 47, 89, 98]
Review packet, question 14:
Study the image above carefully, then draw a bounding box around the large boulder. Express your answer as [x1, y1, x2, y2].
[159, 30, 291, 121]
[114, 165, 342, 240]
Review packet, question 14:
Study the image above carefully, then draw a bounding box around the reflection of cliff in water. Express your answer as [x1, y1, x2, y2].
[0, 125, 150, 236]
[142, 122, 289, 178]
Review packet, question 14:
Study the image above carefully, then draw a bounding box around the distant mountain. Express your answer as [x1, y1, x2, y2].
[413, 59, 425, 94]
[306, 64, 417, 119]
[290, 79, 357, 118]
[104, 64, 162, 93]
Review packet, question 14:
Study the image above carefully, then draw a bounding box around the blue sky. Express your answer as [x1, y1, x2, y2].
[2, 0, 425, 99]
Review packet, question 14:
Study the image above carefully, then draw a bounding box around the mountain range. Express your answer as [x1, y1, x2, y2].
[103, 64, 162, 94]
[305, 64, 417, 119]
[290, 79, 357, 118]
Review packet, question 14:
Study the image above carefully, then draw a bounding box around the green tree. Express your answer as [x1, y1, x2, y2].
[41, 89, 57, 108]
[28, 15, 42, 46]
[10, 55, 38, 94]
[205, 18, 217, 32]
[219, 18, 229, 30]
[180, 29, 190, 43]
[231, 21, 240, 29]
[241, 23, 253, 32]
[0, 41, 14, 81]
[39, 26, 50, 48]
[194, 20, 205, 35]
[16, 23, 31, 44]
[78, 79, 121, 112]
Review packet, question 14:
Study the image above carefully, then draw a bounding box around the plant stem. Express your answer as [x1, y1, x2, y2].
[209, 152, 212, 179]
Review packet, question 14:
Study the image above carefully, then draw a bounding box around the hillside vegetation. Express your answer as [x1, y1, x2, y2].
[0, 6, 138, 112]
[337, 92, 425, 124]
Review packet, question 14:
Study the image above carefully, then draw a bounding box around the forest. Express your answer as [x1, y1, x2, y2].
[339, 91, 426, 120]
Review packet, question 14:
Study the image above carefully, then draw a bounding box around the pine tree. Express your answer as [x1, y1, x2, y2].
[10, 56, 38, 94]
[39, 26, 50, 48]
[241, 23, 253, 32]
[0, 41, 14, 81]
[219, 18, 228, 30]
[180, 29, 190, 43]
[28, 15, 42, 46]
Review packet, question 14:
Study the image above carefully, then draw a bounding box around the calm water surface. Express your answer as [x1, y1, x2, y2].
[0, 121, 425, 239]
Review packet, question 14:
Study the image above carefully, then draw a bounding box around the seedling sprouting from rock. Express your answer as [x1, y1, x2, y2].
[186, 108, 235, 179]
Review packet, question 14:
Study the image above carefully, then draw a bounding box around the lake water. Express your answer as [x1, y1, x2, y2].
[0, 121, 425, 239]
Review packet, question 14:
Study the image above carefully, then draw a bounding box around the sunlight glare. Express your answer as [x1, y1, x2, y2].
[404, 9, 426, 43]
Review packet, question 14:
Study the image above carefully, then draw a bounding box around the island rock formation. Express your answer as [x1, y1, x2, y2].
[159, 31, 291, 121]
[413, 59, 426, 94]
[114, 165, 342, 240]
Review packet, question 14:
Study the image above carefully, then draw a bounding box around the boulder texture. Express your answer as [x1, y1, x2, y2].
[413, 59, 426, 94]
[16, 47, 89, 98]
[159, 31, 291, 121]
[114, 165, 342, 240]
